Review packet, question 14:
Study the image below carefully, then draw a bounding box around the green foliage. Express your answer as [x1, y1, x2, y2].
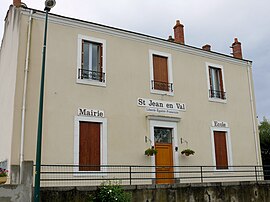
[144, 147, 158, 156]
[90, 180, 131, 202]
[259, 117, 270, 162]
[181, 148, 195, 156]
[0, 168, 8, 177]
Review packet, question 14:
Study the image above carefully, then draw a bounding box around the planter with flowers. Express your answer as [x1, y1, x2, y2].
[181, 148, 195, 156]
[145, 146, 158, 156]
[0, 168, 8, 184]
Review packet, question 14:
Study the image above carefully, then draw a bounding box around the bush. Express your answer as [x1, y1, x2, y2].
[90, 180, 131, 202]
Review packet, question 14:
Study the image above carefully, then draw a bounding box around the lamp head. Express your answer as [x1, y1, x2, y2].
[44, 0, 56, 11]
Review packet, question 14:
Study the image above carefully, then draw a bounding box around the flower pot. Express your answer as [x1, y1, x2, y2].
[0, 176, 7, 184]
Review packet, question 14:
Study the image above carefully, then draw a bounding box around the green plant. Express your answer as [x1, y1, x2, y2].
[90, 180, 131, 202]
[144, 147, 158, 156]
[0, 168, 8, 177]
[181, 148, 195, 156]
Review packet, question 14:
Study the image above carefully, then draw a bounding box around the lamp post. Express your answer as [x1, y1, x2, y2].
[34, 0, 56, 201]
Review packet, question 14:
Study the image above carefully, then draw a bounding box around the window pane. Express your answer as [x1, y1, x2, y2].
[213, 68, 220, 91]
[83, 42, 90, 70]
[154, 127, 172, 143]
[91, 44, 98, 72]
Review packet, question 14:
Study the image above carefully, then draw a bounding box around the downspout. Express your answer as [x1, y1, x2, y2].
[19, 9, 33, 183]
[246, 61, 260, 166]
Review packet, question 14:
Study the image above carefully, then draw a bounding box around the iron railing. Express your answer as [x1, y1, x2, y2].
[209, 89, 226, 99]
[78, 68, 105, 82]
[151, 80, 173, 92]
[35, 165, 269, 187]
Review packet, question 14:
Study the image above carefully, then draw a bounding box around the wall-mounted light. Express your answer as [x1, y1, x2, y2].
[180, 137, 189, 147]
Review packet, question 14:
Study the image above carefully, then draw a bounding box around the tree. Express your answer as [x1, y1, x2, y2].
[259, 117, 270, 179]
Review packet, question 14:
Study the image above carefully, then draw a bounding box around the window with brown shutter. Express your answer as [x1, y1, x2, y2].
[79, 121, 101, 171]
[214, 131, 229, 169]
[79, 40, 104, 82]
[152, 55, 170, 91]
[209, 66, 225, 99]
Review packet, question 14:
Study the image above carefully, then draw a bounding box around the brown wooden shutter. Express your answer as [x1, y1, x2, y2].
[209, 67, 213, 97]
[214, 131, 228, 169]
[79, 122, 101, 171]
[81, 40, 85, 68]
[218, 69, 224, 99]
[153, 55, 169, 91]
[99, 44, 103, 81]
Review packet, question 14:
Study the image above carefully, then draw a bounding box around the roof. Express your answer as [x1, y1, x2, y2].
[19, 6, 252, 64]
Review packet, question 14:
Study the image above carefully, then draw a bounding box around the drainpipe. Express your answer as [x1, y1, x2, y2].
[20, 10, 33, 183]
[246, 61, 260, 166]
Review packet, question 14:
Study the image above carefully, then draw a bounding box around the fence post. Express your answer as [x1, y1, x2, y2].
[255, 166, 258, 183]
[200, 166, 203, 183]
[129, 166, 132, 185]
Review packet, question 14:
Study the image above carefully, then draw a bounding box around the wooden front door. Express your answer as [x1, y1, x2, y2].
[154, 127, 174, 184]
[79, 121, 101, 171]
[214, 131, 228, 169]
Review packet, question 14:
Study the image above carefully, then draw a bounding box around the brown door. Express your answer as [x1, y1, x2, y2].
[155, 143, 174, 184]
[154, 127, 174, 184]
[214, 131, 228, 169]
[153, 55, 169, 91]
[79, 121, 100, 171]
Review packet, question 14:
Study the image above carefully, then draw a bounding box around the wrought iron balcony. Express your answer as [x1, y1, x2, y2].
[151, 80, 173, 92]
[78, 68, 105, 82]
[209, 89, 226, 100]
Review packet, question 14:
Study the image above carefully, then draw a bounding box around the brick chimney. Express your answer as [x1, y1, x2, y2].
[173, 20, 185, 44]
[13, 0, 21, 7]
[202, 44, 211, 51]
[231, 38, 242, 59]
[168, 35, 174, 42]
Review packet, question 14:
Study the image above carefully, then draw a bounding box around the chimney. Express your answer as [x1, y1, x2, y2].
[173, 20, 185, 44]
[13, 0, 21, 7]
[202, 44, 211, 51]
[168, 35, 174, 42]
[231, 38, 242, 59]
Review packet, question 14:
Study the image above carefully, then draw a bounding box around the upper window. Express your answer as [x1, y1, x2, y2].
[77, 35, 106, 86]
[149, 50, 173, 95]
[206, 63, 226, 102]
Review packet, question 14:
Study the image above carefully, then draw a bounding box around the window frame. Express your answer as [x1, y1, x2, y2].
[210, 126, 233, 171]
[77, 34, 106, 87]
[74, 116, 107, 175]
[206, 62, 226, 103]
[149, 50, 174, 96]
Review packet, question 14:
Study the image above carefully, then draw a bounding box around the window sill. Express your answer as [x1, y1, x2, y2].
[150, 89, 174, 96]
[76, 79, 106, 87]
[209, 97, 227, 104]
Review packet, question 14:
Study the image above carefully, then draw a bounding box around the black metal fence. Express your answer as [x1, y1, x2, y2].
[78, 68, 105, 82]
[151, 80, 173, 92]
[209, 89, 226, 99]
[35, 165, 270, 187]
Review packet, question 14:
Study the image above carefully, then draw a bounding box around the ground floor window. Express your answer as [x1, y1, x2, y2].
[213, 131, 228, 169]
[79, 121, 101, 171]
[211, 127, 232, 170]
[74, 116, 107, 173]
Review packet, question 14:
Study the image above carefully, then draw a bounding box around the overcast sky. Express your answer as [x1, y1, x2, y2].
[1, 0, 270, 121]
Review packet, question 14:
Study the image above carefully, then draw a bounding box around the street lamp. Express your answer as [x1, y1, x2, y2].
[34, 0, 56, 201]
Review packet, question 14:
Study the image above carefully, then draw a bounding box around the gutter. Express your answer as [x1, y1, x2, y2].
[19, 9, 33, 183]
[246, 61, 260, 166]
